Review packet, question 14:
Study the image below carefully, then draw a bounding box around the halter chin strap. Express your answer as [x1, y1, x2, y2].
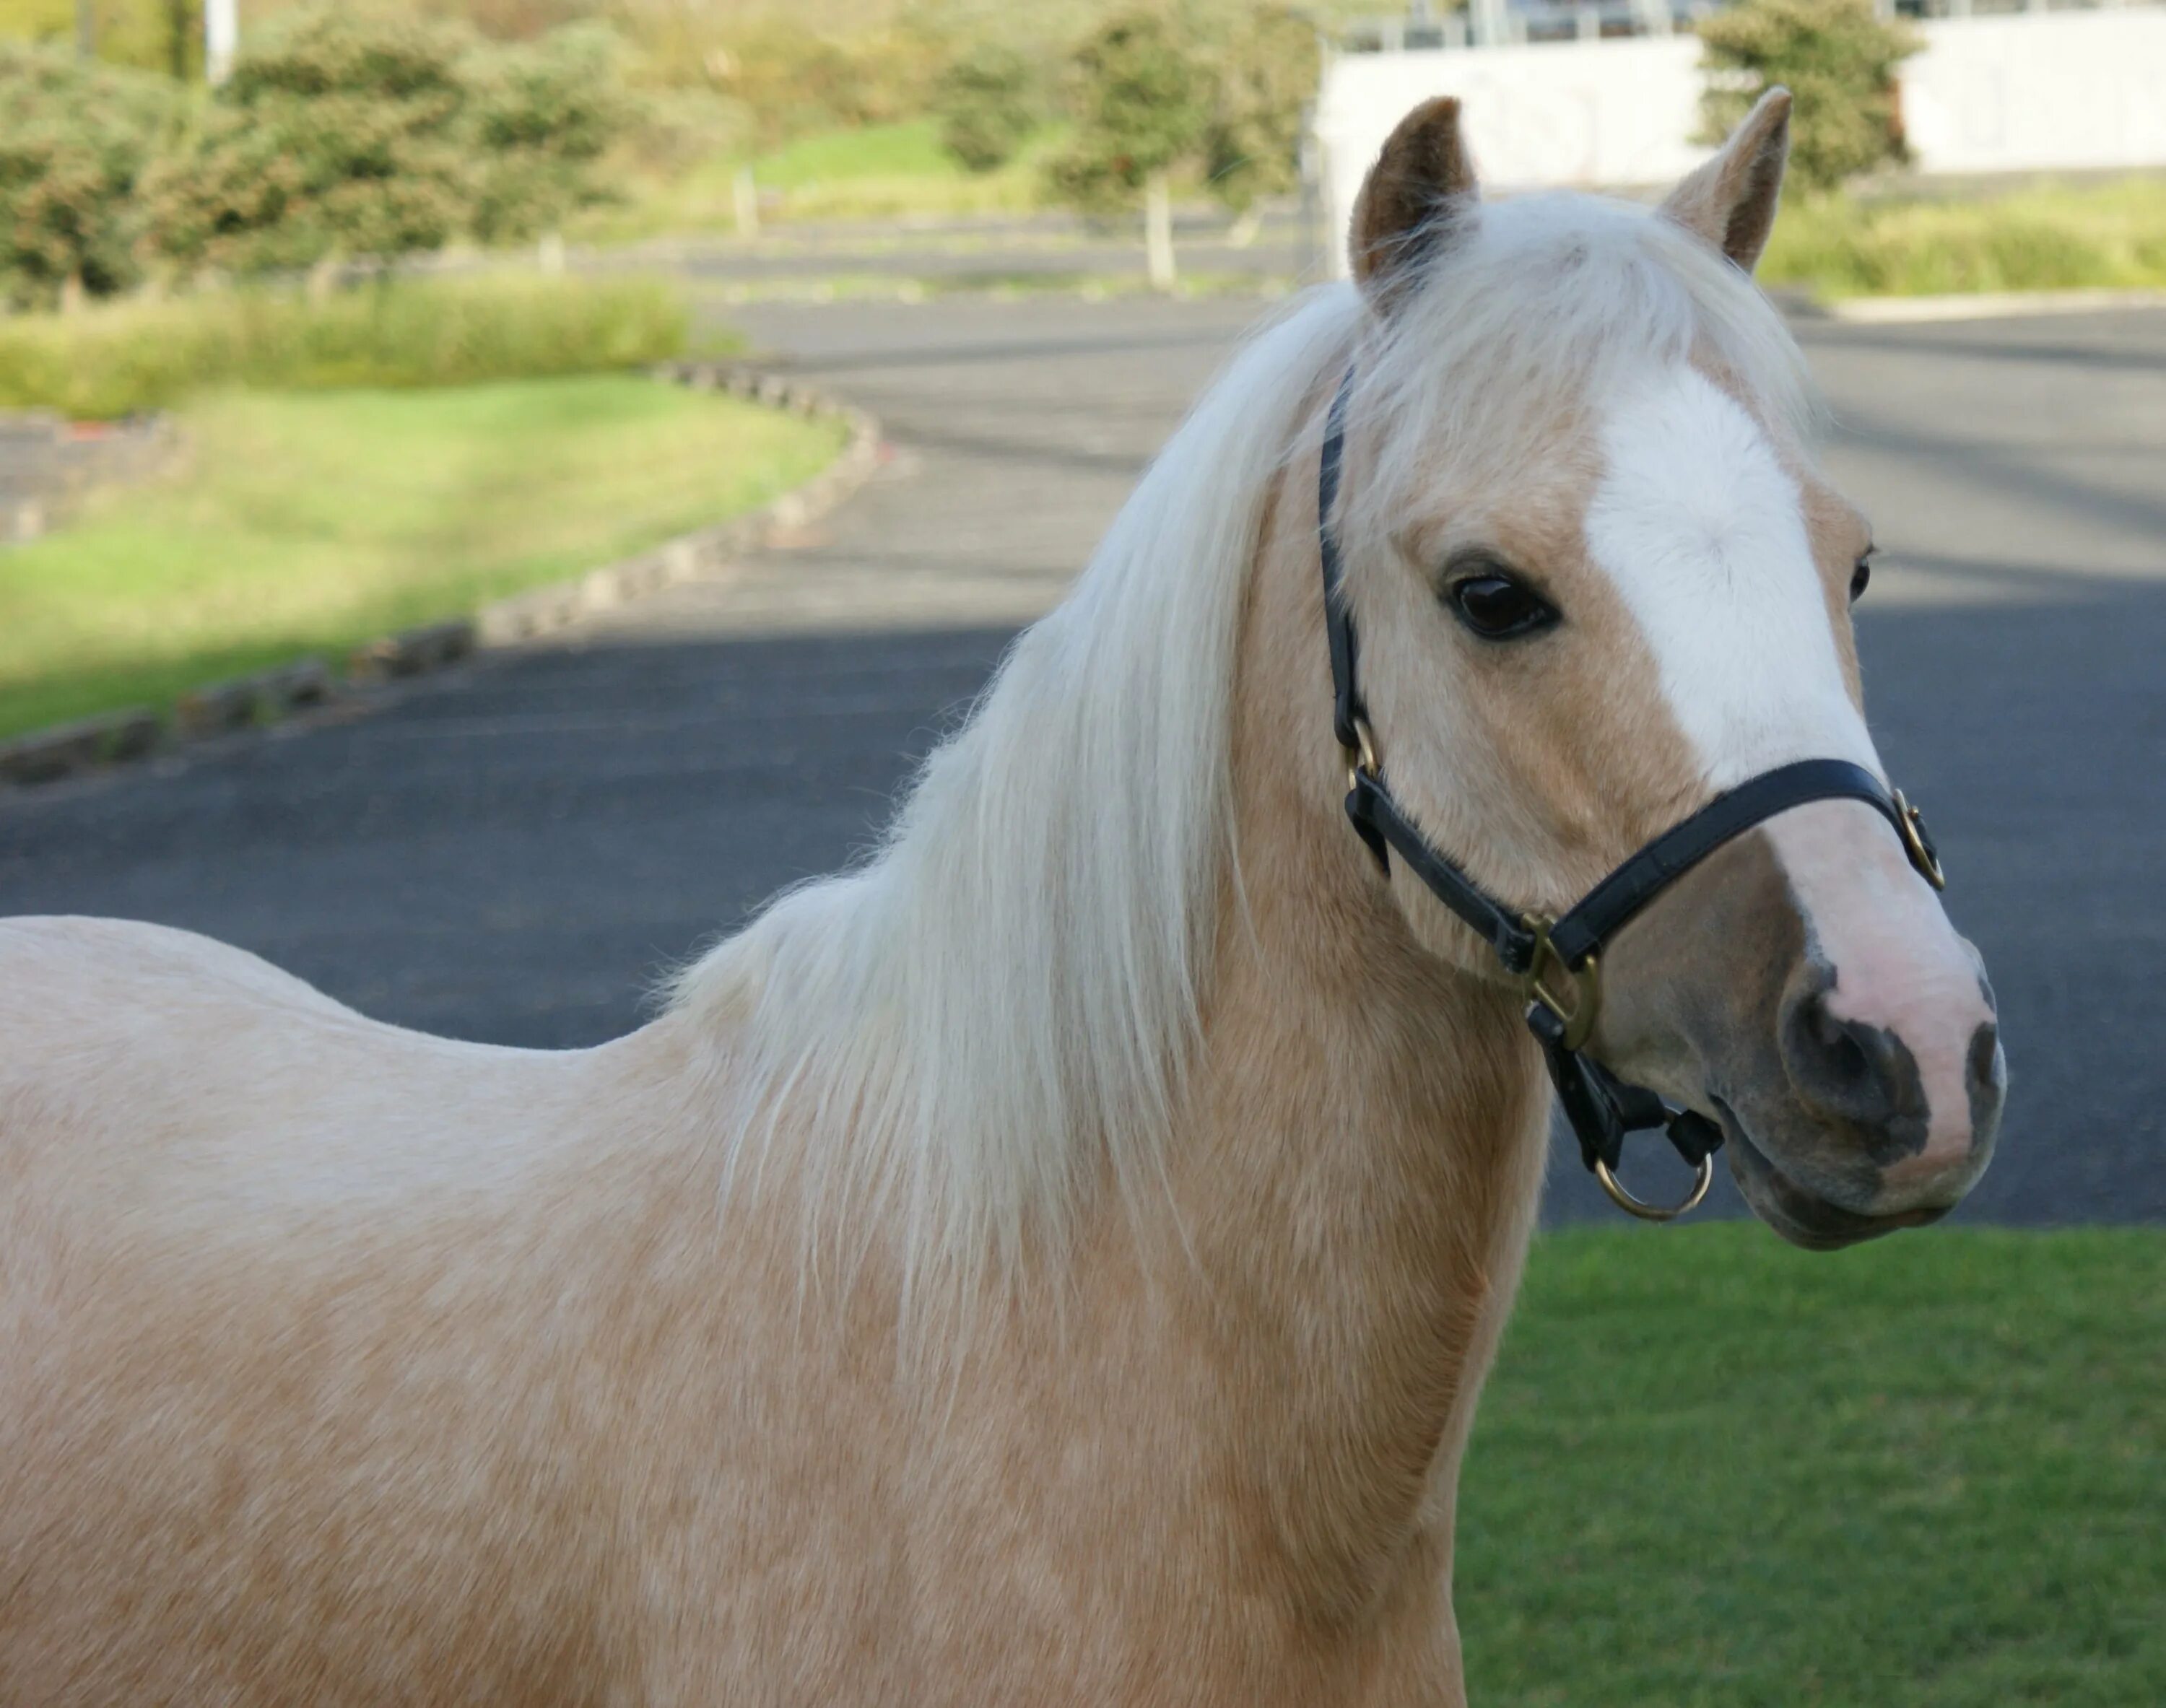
[1316, 366, 1948, 1219]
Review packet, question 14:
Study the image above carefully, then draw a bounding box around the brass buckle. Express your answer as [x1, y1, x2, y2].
[1342, 716, 1380, 792]
[1595, 1153, 1715, 1221]
[1523, 914, 1601, 1052]
[1891, 789, 1946, 891]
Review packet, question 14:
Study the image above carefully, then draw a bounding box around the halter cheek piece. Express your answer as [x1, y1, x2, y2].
[1316, 368, 1948, 1221]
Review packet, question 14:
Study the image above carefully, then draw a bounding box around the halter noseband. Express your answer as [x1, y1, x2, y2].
[1316, 367, 1948, 1221]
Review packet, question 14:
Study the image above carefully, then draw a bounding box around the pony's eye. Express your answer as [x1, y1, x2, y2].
[1448, 573, 1558, 641]
[1850, 550, 1874, 605]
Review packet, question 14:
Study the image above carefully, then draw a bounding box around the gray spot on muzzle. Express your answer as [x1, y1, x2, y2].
[1966, 1017, 2004, 1156]
[1778, 961, 1932, 1167]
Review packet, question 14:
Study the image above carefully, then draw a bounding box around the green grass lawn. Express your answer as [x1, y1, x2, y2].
[1461, 1224, 2165, 1706]
[0, 375, 844, 739]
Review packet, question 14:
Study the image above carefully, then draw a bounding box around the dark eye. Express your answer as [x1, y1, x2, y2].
[1448, 572, 1558, 640]
[1850, 549, 1874, 605]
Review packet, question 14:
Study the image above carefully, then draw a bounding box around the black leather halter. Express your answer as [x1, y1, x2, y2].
[1316, 367, 1949, 1219]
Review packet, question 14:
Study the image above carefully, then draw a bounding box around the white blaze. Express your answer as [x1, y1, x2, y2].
[1585, 364, 1994, 1198]
[1583, 365, 1876, 789]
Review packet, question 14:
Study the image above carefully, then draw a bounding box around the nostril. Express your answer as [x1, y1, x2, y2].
[1806, 995, 1874, 1092]
[1780, 986, 1929, 1155]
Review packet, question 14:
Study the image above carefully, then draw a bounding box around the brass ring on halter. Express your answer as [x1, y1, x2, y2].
[1890, 788, 1947, 891]
[1344, 716, 1380, 791]
[1594, 1153, 1715, 1221]
[1523, 917, 1601, 1053]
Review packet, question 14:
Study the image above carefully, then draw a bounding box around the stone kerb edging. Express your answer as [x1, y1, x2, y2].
[0, 365, 884, 790]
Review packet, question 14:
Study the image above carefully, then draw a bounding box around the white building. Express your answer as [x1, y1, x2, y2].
[1315, 4, 2166, 267]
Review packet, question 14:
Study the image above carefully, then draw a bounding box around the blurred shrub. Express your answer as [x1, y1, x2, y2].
[612, 84, 750, 178]
[408, 0, 591, 39]
[0, 45, 178, 308]
[1698, 0, 1921, 195]
[141, 5, 631, 276]
[1764, 177, 2166, 297]
[0, 274, 689, 418]
[469, 23, 630, 242]
[1047, 9, 1212, 214]
[705, 20, 941, 152]
[1202, 4, 1317, 212]
[1047, 5, 1315, 217]
[142, 9, 477, 275]
[934, 42, 1041, 173]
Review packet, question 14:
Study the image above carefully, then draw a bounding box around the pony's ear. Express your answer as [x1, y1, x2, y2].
[1662, 88, 1792, 273]
[1349, 97, 1479, 305]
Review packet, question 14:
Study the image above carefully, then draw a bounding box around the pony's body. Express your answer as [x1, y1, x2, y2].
[0, 820, 1540, 1706]
[0, 96, 2001, 1706]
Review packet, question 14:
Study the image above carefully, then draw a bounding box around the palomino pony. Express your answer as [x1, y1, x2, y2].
[1, 94, 2001, 1704]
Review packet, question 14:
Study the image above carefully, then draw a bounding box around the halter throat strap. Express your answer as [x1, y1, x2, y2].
[1315, 364, 1947, 1208]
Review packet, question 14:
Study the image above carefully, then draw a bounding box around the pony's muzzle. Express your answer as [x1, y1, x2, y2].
[1777, 967, 2004, 1211]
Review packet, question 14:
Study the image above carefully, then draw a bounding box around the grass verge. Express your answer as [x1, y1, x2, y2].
[0, 275, 700, 420]
[0, 376, 844, 739]
[1764, 176, 2166, 300]
[1461, 1223, 2165, 1706]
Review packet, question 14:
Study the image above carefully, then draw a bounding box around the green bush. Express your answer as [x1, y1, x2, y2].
[1764, 177, 2166, 298]
[0, 46, 178, 308]
[139, 5, 630, 276]
[0, 274, 691, 419]
[1045, 6, 1317, 217]
[468, 23, 630, 243]
[143, 9, 477, 276]
[934, 42, 1042, 174]
[1698, 0, 1921, 195]
[1202, 4, 1318, 212]
[1047, 9, 1212, 215]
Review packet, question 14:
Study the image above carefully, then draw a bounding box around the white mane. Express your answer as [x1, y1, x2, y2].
[670, 191, 1816, 1284]
[671, 286, 1367, 1278]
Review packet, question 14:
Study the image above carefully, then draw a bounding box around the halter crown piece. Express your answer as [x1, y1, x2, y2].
[1315, 367, 1949, 1220]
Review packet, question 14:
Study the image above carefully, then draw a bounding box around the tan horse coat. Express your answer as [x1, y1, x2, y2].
[0, 396, 1549, 1704]
[0, 93, 1998, 1705]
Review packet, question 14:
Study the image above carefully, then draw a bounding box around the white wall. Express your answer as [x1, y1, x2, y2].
[1902, 10, 2166, 174]
[1318, 6, 2166, 269]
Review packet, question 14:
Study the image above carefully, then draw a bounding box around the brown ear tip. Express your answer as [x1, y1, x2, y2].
[1760, 87, 1793, 121]
[1389, 95, 1463, 147]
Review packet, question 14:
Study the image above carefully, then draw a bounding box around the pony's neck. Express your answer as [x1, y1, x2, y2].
[1084, 456, 1554, 1629]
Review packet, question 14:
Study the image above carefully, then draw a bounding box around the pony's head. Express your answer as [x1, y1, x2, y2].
[1324, 94, 2002, 1247]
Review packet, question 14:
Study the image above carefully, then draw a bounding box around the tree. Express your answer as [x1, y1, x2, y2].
[1202, 4, 1316, 217]
[468, 22, 629, 245]
[139, 6, 630, 277]
[1697, 0, 1921, 196]
[143, 9, 477, 276]
[933, 40, 1039, 174]
[0, 45, 176, 308]
[1047, 9, 1212, 289]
